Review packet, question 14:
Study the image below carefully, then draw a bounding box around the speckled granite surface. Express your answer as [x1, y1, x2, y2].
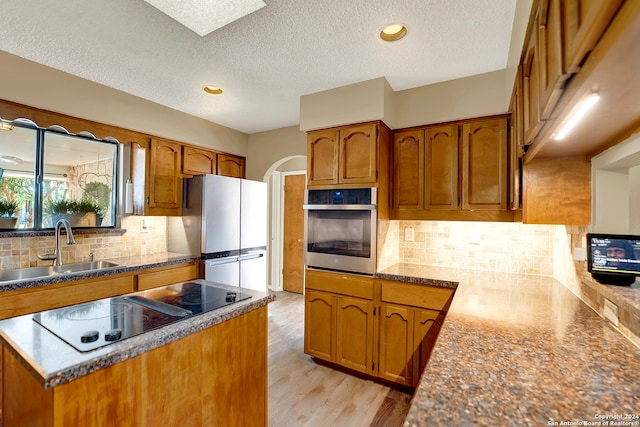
[376, 264, 640, 427]
[0, 279, 275, 389]
[0, 252, 199, 292]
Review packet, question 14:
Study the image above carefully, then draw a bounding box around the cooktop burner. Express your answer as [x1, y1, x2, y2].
[32, 282, 251, 352]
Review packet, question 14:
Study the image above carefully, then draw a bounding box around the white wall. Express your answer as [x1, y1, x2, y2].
[591, 133, 640, 234]
[0, 51, 248, 155]
[246, 125, 307, 181]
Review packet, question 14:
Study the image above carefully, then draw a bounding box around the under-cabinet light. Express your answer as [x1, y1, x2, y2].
[553, 93, 600, 141]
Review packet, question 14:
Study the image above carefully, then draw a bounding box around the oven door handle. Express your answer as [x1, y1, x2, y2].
[302, 204, 376, 210]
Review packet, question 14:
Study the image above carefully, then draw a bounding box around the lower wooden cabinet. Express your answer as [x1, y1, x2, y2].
[378, 304, 441, 387]
[304, 269, 455, 388]
[136, 261, 198, 291]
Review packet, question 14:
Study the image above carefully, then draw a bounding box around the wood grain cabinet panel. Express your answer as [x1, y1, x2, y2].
[425, 124, 459, 211]
[304, 290, 336, 362]
[392, 129, 424, 212]
[522, 23, 543, 145]
[378, 304, 414, 387]
[182, 146, 217, 176]
[562, 0, 623, 74]
[462, 118, 508, 211]
[137, 262, 198, 291]
[307, 129, 340, 186]
[537, 0, 569, 120]
[339, 123, 378, 184]
[336, 296, 374, 375]
[148, 138, 183, 215]
[216, 153, 246, 178]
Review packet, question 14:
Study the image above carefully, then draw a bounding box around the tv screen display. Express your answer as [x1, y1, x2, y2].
[587, 233, 640, 277]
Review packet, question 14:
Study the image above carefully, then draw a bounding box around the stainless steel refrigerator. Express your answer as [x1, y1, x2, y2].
[167, 174, 268, 292]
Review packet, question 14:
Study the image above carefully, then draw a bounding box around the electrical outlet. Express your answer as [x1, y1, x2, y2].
[468, 230, 480, 245]
[603, 298, 619, 327]
[141, 218, 149, 234]
[404, 227, 414, 242]
[573, 247, 587, 261]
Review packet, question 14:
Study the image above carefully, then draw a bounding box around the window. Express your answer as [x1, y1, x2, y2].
[0, 122, 118, 230]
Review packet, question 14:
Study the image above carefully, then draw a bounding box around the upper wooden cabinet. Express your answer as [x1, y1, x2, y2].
[461, 119, 508, 211]
[391, 116, 513, 221]
[392, 129, 424, 213]
[183, 146, 217, 175]
[217, 153, 246, 178]
[537, 0, 568, 121]
[562, 0, 624, 74]
[307, 121, 389, 188]
[426, 125, 459, 211]
[130, 138, 182, 216]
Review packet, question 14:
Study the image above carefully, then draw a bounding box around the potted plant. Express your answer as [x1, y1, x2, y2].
[0, 199, 19, 228]
[46, 198, 104, 227]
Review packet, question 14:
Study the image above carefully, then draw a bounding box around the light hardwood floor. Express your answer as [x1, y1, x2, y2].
[268, 291, 413, 427]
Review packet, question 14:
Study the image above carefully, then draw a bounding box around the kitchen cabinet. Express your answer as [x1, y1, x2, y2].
[336, 295, 375, 374]
[303, 269, 455, 388]
[130, 138, 183, 216]
[3, 303, 268, 427]
[216, 153, 246, 178]
[377, 279, 452, 388]
[307, 121, 390, 188]
[392, 129, 424, 213]
[562, 0, 623, 74]
[0, 274, 134, 321]
[426, 124, 459, 211]
[391, 116, 512, 221]
[304, 289, 336, 361]
[136, 261, 198, 291]
[304, 269, 375, 375]
[182, 146, 216, 175]
[537, 0, 568, 121]
[461, 118, 508, 211]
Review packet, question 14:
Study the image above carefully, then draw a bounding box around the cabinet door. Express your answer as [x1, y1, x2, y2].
[307, 129, 339, 186]
[392, 129, 424, 212]
[339, 123, 377, 184]
[538, 0, 568, 120]
[510, 67, 524, 211]
[461, 119, 507, 211]
[217, 154, 245, 178]
[425, 125, 459, 211]
[304, 290, 336, 362]
[413, 309, 442, 386]
[336, 296, 374, 375]
[183, 146, 216, 176]
[562, 0, 623, 74]
[378, 304, 414, 387]
[522, 25, 542, 144]
[148, 138, 182, 213]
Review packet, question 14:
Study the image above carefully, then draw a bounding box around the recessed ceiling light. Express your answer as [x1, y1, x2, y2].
[380, 24, 407, 42]
[203, 86, 223, 95]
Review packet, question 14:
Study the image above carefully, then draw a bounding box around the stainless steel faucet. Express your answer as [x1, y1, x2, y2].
[53, 218, 76, 266]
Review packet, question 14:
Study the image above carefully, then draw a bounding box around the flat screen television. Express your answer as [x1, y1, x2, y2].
[587, 233, 640, 285]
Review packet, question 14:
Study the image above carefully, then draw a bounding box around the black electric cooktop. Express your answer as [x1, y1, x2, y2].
[33, 282, 251, 352]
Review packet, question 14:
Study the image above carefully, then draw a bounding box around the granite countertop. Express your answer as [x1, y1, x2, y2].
[376, 264, 640, 427]
[0, 252, 199, 292]
[0, 280, 275, 389]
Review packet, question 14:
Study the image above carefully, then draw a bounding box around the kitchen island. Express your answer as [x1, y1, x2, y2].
[0, 279, 274, 427]
[376, 264, 640, 427]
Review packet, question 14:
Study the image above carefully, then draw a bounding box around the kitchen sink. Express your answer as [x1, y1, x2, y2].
[0, 261, 120, 282]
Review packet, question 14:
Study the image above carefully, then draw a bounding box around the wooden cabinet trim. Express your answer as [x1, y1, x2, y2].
[305, 269, 374, 299]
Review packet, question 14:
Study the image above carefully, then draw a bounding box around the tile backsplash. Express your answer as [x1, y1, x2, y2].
[379, 220, 566, 276]
[0, 216, 167, 270]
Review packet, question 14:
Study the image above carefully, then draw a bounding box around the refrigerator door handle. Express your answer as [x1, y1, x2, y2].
[239, 252, 265, 261]
[205, 256, 240, 266]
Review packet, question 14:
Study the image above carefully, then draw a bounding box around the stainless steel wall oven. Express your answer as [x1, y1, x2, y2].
[303, 188, 376, 275]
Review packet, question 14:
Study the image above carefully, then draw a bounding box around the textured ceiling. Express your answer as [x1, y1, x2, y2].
[0, 0, 520, 134]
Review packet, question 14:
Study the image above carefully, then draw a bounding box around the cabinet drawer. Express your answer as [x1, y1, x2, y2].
[305, 269, 373, 300]
[380, 281, 454, 311]
[0, 275, 134, 320]
[137, 263, 198, 291]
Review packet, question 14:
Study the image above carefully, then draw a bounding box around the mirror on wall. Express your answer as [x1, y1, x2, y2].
[0, 122, 118, 230]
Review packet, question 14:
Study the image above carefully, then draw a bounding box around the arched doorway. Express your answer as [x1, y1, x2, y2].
[264, 156, 307, 292]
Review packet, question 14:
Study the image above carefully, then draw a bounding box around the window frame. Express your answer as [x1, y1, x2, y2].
[0, 120, 120, 231]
